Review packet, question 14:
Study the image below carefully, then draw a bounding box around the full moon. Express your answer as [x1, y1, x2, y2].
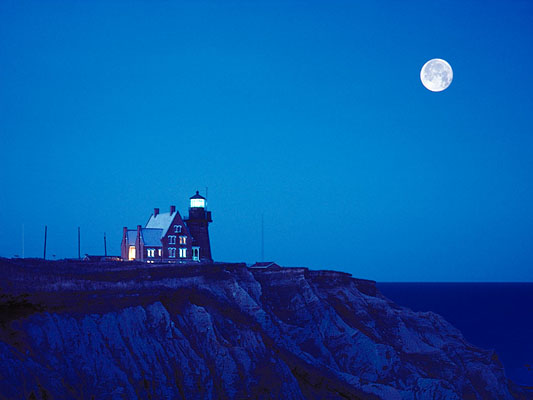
[420, 59, 453, 92]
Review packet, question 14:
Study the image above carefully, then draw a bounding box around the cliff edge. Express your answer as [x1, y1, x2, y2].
[0, 258, 530, 399]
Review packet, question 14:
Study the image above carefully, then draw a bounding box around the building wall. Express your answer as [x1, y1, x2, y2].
[185, 209, 212, 261]
[135, 227, 144, 262]
[161, 212, 193, 261]
[121, 237, 128, 260]
[142, 246, 163, 261]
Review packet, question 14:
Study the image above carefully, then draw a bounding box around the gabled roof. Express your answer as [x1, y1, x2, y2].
[141, 228, 164, 246]
[126, 230, 137, 244]
[125, 228, 163, 246]
[145, 211, 177, 236]
[249, 262, 281, 269]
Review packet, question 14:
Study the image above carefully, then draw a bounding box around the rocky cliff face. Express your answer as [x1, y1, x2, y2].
[0, 259, 529, 399]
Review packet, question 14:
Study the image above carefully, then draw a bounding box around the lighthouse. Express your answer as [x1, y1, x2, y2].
[120, 190, 213, 263]
[184, 191, 213, 262]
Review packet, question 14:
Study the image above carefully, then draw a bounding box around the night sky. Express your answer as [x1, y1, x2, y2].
[1, 0, 532, 281]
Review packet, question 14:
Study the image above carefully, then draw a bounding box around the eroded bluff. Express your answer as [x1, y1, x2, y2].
[0, 260, 527, 399]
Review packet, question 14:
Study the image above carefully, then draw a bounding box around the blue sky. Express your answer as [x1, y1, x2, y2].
[1, 0, 532, 281]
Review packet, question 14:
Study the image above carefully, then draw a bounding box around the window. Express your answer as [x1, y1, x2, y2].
[192, 247, 200, 261]
[169, 248, 176, 258]
[190, 198, 205, 208]
[158, 249, 162, 257]
[174, 225, 182, 233]
[147, 248, 155, 258]
[179, 248, 187, 258]
[179, 236, 187, 245]
[168, 235, 176, 244]
[128, 246, 136, 261]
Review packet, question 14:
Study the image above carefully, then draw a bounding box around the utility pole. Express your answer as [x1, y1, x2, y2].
[78, 227, 81, 259]
[104, 232, 107, 257]
[22, 224, 25, 259]
[43, 225, 47, 260]
[261, 213, 264, 262]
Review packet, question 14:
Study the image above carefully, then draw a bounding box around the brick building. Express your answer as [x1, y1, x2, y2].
[121, 191, 212, 262]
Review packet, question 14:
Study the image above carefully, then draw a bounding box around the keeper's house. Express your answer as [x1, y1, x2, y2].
[121, 191, 212, 263]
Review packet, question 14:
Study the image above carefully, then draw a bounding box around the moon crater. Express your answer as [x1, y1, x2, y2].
[420, 59, 453, 92]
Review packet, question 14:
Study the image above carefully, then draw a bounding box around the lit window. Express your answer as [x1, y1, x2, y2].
[179, 236, 187, 245]
[179, 248, 187, 258]
[147, 249, 155, 258]
[169, 248, 176, 258]
[174, 225, 182, 233]
[168, 235, 176, 244]
[128, 246, 136, 260]
[190, 198, 205, 208]
[158, 249, 162, 256]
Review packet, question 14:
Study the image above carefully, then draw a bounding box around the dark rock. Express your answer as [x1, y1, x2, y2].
[0, 259, 529, 399]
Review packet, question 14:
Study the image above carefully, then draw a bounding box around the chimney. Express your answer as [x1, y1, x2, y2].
[137, 225, 142, 238]
[123, 227, 128, 239]
[170, 205, 176, 214]
[154, 207, 159, 217]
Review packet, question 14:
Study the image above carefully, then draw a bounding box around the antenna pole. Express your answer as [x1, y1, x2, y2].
[104, 232, 107, 257]
[261, 213, 264, 262]
[43, 225, 47, 260]
[78, 227, 81, 259]
[22, 224, 25, 259]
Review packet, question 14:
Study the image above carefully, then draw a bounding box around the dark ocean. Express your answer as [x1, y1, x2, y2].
[377, 283, 533, 386]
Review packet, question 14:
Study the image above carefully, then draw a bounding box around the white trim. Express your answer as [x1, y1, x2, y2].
[192, 246, 200, 261]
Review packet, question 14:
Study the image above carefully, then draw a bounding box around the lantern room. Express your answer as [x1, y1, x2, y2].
[190, 191, 206, 208]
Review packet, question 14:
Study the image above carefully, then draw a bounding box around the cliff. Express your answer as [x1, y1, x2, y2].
[0, 258, 530, 399]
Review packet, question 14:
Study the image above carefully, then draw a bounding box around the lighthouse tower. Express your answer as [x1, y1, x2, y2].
[184, 191, 213, 262]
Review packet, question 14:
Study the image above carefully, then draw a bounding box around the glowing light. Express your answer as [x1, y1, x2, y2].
[128, 246, 136, 260]
[190, 198, 205, 208]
